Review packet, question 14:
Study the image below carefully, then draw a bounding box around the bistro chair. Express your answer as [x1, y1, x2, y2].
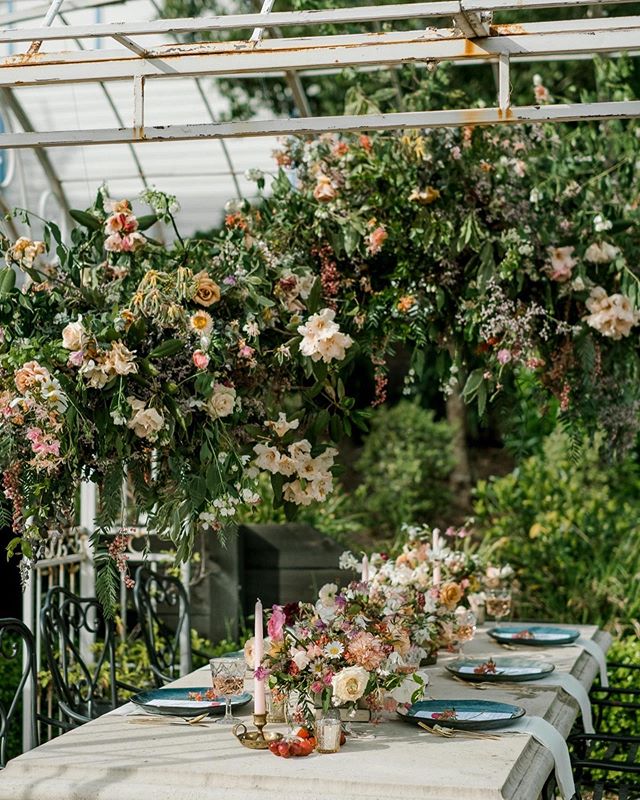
[568, 659, 640, 799]
[0, 618, 37, 768]
[133, 566, 193, 686]
[40, 586, 134, 729]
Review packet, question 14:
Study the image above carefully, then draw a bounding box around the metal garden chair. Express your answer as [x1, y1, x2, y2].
[40, 586, 135, 729]
[133, 566, 193, 686]
[568, 659, 640, 799]
[0, 618, 37, 768]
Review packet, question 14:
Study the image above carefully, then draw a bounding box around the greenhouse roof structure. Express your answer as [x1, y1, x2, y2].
[1, 0, 639, 233]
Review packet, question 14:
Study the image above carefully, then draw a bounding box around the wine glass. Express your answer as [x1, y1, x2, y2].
[454, 609, 477, 654]
[210, 658, 246, 724]
[485, 588, 512, 628]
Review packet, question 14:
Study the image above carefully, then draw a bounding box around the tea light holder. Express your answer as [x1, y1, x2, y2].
[233, 713, 283, 750]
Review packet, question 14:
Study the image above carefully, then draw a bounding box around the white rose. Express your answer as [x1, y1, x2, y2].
[61, 319, 87, 351]
[207, 384, 236, 419]
[291, 648, 310, 671]
[331, 666, 369, 704]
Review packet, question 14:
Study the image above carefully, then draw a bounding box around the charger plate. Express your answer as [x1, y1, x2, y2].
[488, 625, 580, 647]
[446, 656, 555, 683]
[397, 699, 526, 730]
[131, 687, 252, 717]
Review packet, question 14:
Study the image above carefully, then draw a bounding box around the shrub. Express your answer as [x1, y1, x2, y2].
[354, 401, 455, 542]
[474, 430, 640, 627]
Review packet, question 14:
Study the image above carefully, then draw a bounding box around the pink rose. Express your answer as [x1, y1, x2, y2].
[267, 606, 286, 642]
[497, 349, 512, 365]
[192, 350, 210, 370]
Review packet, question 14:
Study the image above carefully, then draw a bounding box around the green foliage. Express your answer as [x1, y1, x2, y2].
[0, 648, 24, 762]
[354, 401, 455, 542]
[594, 634, 640, 737]
[474, 431, 640, 627]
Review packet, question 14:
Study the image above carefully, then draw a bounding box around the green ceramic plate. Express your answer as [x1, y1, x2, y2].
[446, 656, 555, 682]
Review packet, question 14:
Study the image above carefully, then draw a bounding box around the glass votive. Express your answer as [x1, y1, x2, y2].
[315, 715, 342, 754]
[266, 690, 286, 724]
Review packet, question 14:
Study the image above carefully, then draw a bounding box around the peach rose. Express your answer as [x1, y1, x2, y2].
[15, 361, 50, 394]
[193, 271, 221, 307]
[439, 581, 464, 609]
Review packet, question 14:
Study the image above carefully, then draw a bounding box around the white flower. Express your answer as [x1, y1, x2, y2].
[127, 396, 165, 440]
[331, 666, 369, 704]
[61, 318, 87, 351]
[324, 641, 344, 659]
[253, 443, 281, 473]
[584, 241, 619, 264]
[288, 439, 312, 462]
[283, 479, 314, 506]
[40, 379, 68, 414]
[291, 647, 310, 671]
[110, 409, 127, 426]
[585, 286, 639, 340]
[339, 551, 360, 572]
[593, 214, 612, 232]
[265, 412, 300, 438]
[245, 168, 264, 182]
[318, 583, 338, 608]
[529, 188, 542, 204]
[297, 308, 353, 364]
[206, 384, 236, 419]
[243, 320, 260, 339]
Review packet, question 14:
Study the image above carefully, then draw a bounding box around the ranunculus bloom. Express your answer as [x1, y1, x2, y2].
[267, 606, 286, 642]
[547, 246, 576, 282]
[331, 665, 369, 704]
[313, 175, 337, 202]
[193, 271, 221, 307]
[192, 350, 210, 370]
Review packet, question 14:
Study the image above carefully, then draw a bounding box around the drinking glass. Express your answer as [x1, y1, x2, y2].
[485, 588, 512, 627]
[454, 609, 477, 653]
[210, 658, 246, 724]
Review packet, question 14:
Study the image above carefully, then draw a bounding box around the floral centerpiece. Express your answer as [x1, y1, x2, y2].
[250, 581, 425, 725]
[341, 524, 513, 658]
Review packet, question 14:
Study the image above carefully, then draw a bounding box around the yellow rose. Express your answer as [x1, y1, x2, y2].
[193, 271, 221, 307]
[439, 581, 464, 609]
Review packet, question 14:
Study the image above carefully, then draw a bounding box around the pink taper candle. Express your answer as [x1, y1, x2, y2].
[253, 598, 266, 715]
[433, 564, 441, 587]
[361, 554, 369, 583]
[432, 529, 440, 553]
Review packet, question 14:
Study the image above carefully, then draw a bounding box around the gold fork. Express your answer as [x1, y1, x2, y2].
[417, 721, 502, 740]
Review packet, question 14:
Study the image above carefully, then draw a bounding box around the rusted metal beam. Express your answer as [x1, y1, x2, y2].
[0, 100, 639, 150]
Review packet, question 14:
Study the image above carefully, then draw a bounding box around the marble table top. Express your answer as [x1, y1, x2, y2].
[0, 624, 611, 800]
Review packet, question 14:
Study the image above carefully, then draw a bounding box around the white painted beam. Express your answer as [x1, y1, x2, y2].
[2, 25, 640, 88]
[2, 0, 639, 44]
[0, 101, 638, 149]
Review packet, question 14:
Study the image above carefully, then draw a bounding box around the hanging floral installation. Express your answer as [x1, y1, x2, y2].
[1, 109, 639, 608]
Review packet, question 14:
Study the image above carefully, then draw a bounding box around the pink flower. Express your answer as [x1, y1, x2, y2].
[548, 246, 576, 282]
[450, 146, 462, 160]
[238, 344, 255, 359]
[67, 350, 84, 367]
[267, 606, 286, 642]
[311, 680, 324, 694]
[254, 666, 270, 680]
[497, 349, 512, 365]
[366, 226, 388, 256]
[534, 84, 550, 103]
[192, 350, 210, 370]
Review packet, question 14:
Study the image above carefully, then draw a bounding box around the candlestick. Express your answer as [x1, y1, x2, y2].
[361, 554, 369, 583]
[254, 598, 266, 715]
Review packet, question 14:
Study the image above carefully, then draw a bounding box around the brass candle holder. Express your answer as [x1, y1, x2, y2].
[233, 713, 283, 750]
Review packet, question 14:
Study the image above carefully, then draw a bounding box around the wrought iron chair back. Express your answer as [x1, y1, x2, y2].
[133, 567, 192, 686]
[40, 586, 117, 728]
[0, 619, 37, 768]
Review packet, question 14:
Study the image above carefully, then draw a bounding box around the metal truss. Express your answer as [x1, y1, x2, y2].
[1, 0, 640, 149]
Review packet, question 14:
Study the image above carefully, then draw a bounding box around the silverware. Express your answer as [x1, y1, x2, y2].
[417, 721, 502, 740]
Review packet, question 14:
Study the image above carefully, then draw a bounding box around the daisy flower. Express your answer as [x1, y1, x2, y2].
[189, 310, 214, 336]
[324, 641, 344, 659]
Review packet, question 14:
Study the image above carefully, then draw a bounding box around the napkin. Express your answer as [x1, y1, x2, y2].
[532, 673, 593, 733]
[495, 716, 575, 800]
[108, 701, 137, 716]
[574, 637, 608, 687]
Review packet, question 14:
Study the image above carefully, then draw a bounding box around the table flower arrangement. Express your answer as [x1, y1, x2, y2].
[250, 581, 425, 726]
[341, 524, 513, 658]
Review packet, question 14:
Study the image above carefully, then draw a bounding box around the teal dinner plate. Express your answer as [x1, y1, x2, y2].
[446, 656, 555, 683]
[131, 687, 252, 717]
[397, 699, 525, 730]
[488, 625, 580, 647]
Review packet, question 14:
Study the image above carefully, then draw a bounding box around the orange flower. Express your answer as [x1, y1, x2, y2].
[397, 295, 416, 313]
[439, 582, 464, 609]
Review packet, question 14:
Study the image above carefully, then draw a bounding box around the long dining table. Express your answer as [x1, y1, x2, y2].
[0, 623, 610, 800]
